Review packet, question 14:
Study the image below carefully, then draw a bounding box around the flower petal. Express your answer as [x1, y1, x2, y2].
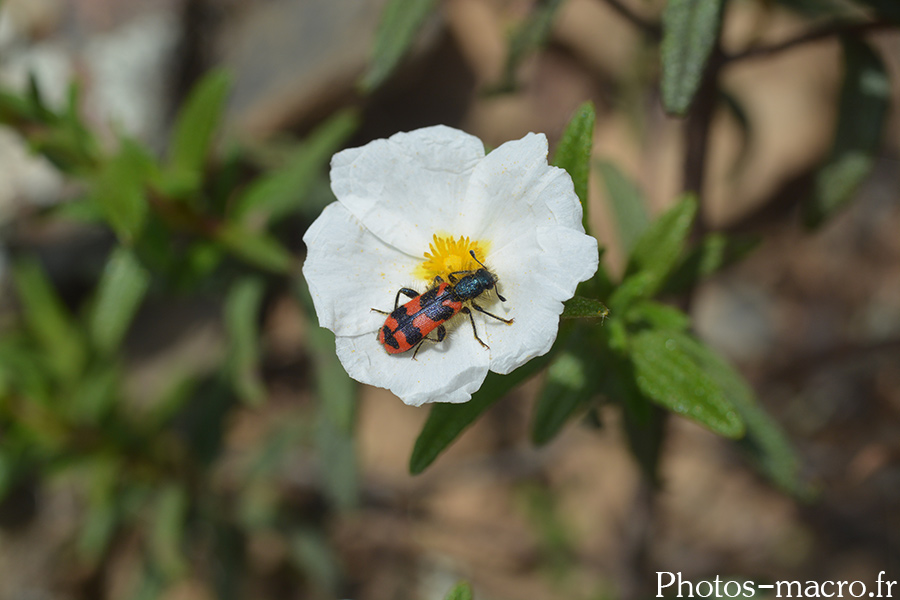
[485, 226, 598, 374]
[302, 202, 422, 336]
[330, 125, 485, 255]
[462, 133, 585, 244]
[335, 323, 491, 406]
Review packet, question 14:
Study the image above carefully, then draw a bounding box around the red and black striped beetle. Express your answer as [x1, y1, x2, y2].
[373, 251, 513, 358]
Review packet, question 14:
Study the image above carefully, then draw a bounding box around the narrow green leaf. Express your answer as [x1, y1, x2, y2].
[361, 0, 438, 91]
[11, 258, 85, 381]
[662, 232, 760, 294]
[677, 335, 811, 497]
[77, 499, 118, 565]
[660, 0, 724, 115]
[623, 194, 697, 297]
[69, 365, 120, 424]
[608, 270, 658, 316]
[444, 582, 474, 600]
[225, 277, 266, 406]
[532, 351, 598, 445]
[0, 454, 12, 500]
[410, 352, 554, 474]
[76, 458, 120, 565]
[289, 529, 342, 595]
[804, 38, 889, 227]
[552, 101, 595, 226]
[596, 160, 651, 254]
[626, 300, 691, 331]
[26, 72, 52, 122]
[89, 247, 151, 354]
[168, 69, 232, 191]
[216, 225, 295, 274]
[561, 296, 609, 320]
[499, 0, 566, 90]
[149, 484, 189, 579]
[630, 329, 744, 438]
[234, 110, 358, 224]
[91, 138, 154, 243]
[0, 338, 52, 406]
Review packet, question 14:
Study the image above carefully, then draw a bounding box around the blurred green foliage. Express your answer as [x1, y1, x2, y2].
[0, 69, 358, 598]
[0, 0, 895, 596]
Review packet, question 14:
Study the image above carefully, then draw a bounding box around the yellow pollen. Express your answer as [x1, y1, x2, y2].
[415, 234, 490, 282]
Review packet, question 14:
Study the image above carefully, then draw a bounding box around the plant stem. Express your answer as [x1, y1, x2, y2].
[726, 19, 896, 63]
[596, 0, 661, 39]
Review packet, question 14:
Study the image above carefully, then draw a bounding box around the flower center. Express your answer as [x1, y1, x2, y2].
[415, 234, 490, 282]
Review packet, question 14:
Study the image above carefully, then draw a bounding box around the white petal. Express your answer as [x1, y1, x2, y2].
[302, 202, 422, 336]
[461, 133, 585, 243]
[484, 226, 599, 374]
[330, 125, 485, 254]
[335, 321, 491, 406]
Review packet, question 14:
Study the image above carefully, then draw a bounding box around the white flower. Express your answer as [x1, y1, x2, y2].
[302, 126, 598, 406]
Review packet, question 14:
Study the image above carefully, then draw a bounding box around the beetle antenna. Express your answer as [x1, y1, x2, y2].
[469, 249, 488, 269]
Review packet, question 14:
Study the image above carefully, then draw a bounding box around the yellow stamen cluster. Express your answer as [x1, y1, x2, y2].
[415, 234, 490, 282]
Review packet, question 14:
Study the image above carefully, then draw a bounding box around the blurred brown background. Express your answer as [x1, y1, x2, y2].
[0, 0, 898, 599]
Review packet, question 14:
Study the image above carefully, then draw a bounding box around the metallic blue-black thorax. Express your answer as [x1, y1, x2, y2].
[450, 269, 496, 301]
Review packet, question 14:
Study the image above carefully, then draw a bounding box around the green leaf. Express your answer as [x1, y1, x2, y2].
[69, 365, 120, 424]
[361, 0, 438, 91]
[596, 160, 650, 254]
[804, 38, 889, 227]
[216, 224, 295, 274]
[0, 338, 52, 406]
[91, 138, 154, 243]
[676, 335, 811, 497]
[552, 102, 595, 226]
[444, 582, 474, 600]
[608, 270, 658, 316]
[149, 484, 189, 579]
[89, 247, 151, 355]
[410, 352, 554, 474]
[26, 72, 52, 122]
[626, 300, 691, 331]
[11, 258, 85, 381]
[167, 69, 232, 193]
[662, 232, 760, 294]
[77, 499, 118, 566]
[561, 296, 609, 320]
[630, 329, 744, 438]
[234, 110, 358, 225]
[623, 193, 697, 297]
[660, 0, 724, 115]
[532, 349, 599, 445]
[224, 277, 266, 406]
[289, 529, 342, 596]
[499, 0, 566, 90]
[76, 458, 120, 565]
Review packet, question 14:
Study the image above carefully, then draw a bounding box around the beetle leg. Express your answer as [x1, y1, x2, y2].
[461, 307, 490, 349]
[470, 302, 514, 324]
[394, 287, 419, 309]
[412, 324, 447, 360]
